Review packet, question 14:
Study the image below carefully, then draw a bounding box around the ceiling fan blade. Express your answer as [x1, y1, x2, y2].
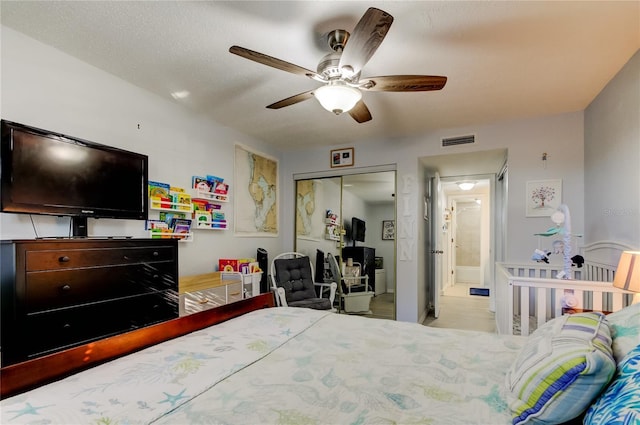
[339, 8, 393, 76]
[229, 45, 319, 79]
[361, 75, 447, 92]
[348, 100, 372, 123]
[266, 90, 315, 109]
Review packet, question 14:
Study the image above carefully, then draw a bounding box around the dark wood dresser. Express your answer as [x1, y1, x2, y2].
[0, 238, 179, 366]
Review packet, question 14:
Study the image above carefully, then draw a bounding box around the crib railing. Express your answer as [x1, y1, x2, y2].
[496, 262, 633, 336]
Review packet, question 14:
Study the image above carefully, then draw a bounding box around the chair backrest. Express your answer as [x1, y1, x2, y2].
[271, 252, 317, 303]
[326, 253, 341, 283]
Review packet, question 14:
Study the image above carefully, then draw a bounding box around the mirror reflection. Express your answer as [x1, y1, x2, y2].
[295, 171, 396, 320]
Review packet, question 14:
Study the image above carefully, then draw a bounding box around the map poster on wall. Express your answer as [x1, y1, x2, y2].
[296, 179, 324, 240]
[234, 143, 278, 237]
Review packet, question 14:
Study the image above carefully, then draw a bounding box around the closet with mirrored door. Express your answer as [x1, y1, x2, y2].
[294, 171, 396, 320]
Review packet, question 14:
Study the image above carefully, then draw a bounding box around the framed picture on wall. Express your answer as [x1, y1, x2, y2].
[330, 147, 354, 168]
[382, 220, 395, 240]
[526, 179, 562, 217]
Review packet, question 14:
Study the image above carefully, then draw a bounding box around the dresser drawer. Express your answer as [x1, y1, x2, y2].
[21, 292, 178, 359]
[24, 262, 177, 314]
[25, 245, 175, 271]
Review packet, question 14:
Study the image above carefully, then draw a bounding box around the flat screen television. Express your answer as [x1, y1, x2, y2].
[351, 217, 366, 245]
[1, 120, 149, 237]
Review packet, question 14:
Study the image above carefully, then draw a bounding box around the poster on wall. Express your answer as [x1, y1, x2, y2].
[526, 179, 562, 217]
[234, 143, 278, 237]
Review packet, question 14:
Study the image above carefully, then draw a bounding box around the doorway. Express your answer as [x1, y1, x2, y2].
[294, 170, 396, 320]
[421, 149, 507, 327]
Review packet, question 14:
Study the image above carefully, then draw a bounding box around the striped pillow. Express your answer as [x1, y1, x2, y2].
[505, 312, 616, 425]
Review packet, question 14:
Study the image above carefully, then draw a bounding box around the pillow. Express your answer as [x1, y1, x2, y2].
[505, 312, 616, 425]
[584, 343, 640, 424]
[605, 302, 640, 365]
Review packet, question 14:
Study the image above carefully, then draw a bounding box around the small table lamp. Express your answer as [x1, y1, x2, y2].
[613, 251, 640, 304]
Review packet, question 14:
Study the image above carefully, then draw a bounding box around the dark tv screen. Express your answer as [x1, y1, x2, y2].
[1, 120, 148, 220]
[352, 217, 366, 242]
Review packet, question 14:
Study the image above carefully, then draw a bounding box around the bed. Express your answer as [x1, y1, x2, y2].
[1, 292, 639, 424]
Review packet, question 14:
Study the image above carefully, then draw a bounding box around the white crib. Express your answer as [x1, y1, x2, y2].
[495, 241, 637, 336]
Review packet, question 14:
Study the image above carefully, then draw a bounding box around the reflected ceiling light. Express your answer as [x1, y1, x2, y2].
[314, 82, 362, 115]
[171, 90, 190, 100]
[457, 181, 476, 191]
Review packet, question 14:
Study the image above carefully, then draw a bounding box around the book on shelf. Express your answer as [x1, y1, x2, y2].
[169, 218, 191, 231]
[192, 176, 213, 192]
[146, 220, 168, 230]
[213, 181, 228, 196]
[194, 211, 211, 228]
[159, 211, 187, 223]
[148, 181, 170, 198]
[170, 218, 192, 239]
[175, 193, 191, 211]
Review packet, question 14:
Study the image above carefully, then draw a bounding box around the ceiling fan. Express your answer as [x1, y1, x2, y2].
[229, 7, 447, 123]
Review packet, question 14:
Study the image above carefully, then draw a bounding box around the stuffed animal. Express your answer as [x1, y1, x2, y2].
[532, 249, 551, 264]
[571, 254, 585, 268]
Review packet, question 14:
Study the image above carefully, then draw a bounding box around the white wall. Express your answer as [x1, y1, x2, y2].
[0, 27, 284, 276]
[584, 50, 640, 249]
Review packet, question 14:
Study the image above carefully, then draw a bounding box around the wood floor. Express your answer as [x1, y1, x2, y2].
[422, 282, 496, 333]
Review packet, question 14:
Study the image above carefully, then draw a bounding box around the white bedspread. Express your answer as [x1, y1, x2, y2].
[1, 307, 526, 424]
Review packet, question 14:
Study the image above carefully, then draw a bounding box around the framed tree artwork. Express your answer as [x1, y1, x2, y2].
[526, 179, 562, 217]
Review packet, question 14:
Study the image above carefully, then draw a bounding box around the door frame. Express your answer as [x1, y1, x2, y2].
[435, 173, 498, 311]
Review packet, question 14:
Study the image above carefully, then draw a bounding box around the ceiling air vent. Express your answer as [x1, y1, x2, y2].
[442, 135, 475, 147]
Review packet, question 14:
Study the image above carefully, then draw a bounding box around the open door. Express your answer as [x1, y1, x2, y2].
[431, 172, 444, 318]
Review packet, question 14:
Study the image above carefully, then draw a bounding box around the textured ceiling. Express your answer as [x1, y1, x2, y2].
[1, 1, 638, 151]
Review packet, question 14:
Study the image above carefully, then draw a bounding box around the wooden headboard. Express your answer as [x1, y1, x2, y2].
[0, 293, 275, 399]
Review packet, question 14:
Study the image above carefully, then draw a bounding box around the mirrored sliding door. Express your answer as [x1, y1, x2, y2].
[294, 171, 396, 320]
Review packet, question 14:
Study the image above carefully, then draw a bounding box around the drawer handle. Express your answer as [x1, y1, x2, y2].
[198, 298, 209, 304]
[123, 255, 130, 261]
[58, 256, 70, 263]
[63, 323, 71, 330]
[61, 284, 71, 292]
[153, 251, 159, 256]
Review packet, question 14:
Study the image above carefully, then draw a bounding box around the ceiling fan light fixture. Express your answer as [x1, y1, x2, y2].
[314, 83, 362, 115]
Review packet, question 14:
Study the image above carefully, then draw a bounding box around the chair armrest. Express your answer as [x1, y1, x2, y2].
[314, 281, 337, 304]
[343, 276, 370, 294]
[272, 287, 288, 307]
